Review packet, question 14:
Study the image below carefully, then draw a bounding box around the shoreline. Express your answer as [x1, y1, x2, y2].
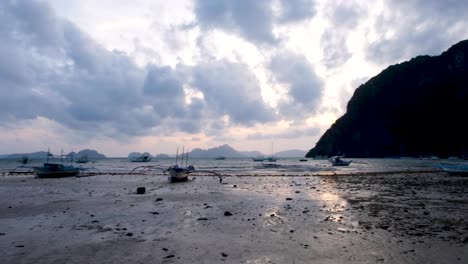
[1, 172, 467, 263]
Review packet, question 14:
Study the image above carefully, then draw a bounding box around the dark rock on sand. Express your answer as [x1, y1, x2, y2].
[224, 211, 233, 216]
[136, 187, 146, 194]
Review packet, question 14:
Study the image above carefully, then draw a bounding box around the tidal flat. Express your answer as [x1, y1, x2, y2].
[0, 172, 467, 263]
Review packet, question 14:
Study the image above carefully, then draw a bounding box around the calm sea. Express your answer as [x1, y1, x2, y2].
[0, 157, 452, 176]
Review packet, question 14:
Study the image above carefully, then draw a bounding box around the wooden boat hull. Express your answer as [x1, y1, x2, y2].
[33, 163, 79, 178]
[168, 168, 189, 182]
[33, 167, 79, 178]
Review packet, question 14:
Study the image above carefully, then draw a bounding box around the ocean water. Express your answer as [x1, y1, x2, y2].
[0, 157, 454, 176]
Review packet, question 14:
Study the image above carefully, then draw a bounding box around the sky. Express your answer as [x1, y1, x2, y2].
[1, 0, 467, 157]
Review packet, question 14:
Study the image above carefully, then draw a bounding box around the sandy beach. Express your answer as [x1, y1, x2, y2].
[1, 172, 467, 263]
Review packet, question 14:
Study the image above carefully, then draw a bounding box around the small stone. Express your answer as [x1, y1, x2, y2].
[136, 187, 146, 194]
[125, 232, 133, 236]
[197, 217, 209, 221]
[286, 197, 293, 200]
[221, 253, 228, 257]
[164, 255, 175, 259]
[155, 198, 163, 202]
[224, 211, 233, 216]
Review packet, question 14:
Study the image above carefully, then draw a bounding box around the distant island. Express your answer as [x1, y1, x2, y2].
[0, 149, 107, 159]
[183, 144, 306, 158]
[307, 39, 468, 158]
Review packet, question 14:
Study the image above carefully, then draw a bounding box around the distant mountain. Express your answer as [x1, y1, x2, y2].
[307, 39, 468, 158]
[273, 149, 306, 157]
[2, 149, 107, 160]
[2, 151, 50, 159]
[71, 149, 106, 159]
[189, 144, 245, 158]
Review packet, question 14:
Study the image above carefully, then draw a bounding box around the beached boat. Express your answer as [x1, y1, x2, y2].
[299, 158, 307, 162]
[437, 163, 468, 175]
[166, 165, 195, 182]
[215, 156, 226, 160]
[33, 163, 80, 178]
[265, 156, 278, 162]
[129, 153, 152, 162]
[329, 156, 352, 166]
[75, 155, 88, 163]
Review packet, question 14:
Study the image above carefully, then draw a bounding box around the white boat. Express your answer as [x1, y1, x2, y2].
[437, 163, 468, 175]
[329, 156, 352, 166]
[129, 153, 152, 162]
[265, 156, 278, 162]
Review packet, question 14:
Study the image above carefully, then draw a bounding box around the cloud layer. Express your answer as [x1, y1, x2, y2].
[1, 0, 468, 155]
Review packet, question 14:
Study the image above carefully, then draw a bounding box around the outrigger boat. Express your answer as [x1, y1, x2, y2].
[164, 148, 219, 182]
[34, 163, 80, 178]
[165, 148, 193, 182]
[33, 150, 79, 178]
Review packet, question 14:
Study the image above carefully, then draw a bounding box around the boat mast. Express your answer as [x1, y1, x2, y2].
[175, 147, 179, 166]
[182, 147, 185, 167]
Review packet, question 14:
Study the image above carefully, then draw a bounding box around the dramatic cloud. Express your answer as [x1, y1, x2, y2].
[1, 0, 468, 155]
[192, 59, 276, 125]
[193, 0, 317, 45]
[194, 0, 277, 45]
[366, 0, 468, 65]
[277, 0, 317, 23]
[320, 1, 364, 68]
[269, 52, 323, 117]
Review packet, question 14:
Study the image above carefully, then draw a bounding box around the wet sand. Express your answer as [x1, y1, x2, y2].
[0, 172, 467, 263]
